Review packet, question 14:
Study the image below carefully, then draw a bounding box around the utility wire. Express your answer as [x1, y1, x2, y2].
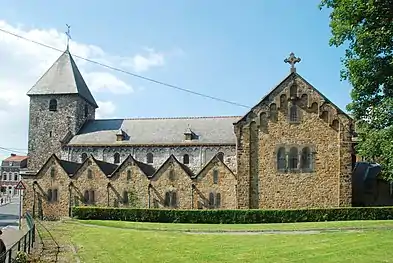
[0, 146, 27, 155]
[0, 27, 252, 109]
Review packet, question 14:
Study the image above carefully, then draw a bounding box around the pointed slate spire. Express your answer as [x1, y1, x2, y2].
[27, 50, 98, 108]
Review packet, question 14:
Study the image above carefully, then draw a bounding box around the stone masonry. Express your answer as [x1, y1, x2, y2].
[22, 153, 237, 218]
[22, 50, 357, 219]
[27, 95, 95, 172]
[234, 72, 354, 209]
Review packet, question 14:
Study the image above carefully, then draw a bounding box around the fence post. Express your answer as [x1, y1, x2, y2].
[23, 234, 27, 252]
[27, 232, 31, 254]
[7, 249, 11, 263]
[32, 224, 35, 243]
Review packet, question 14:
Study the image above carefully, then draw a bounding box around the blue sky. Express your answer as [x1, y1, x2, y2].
[0, 0, 351, 119]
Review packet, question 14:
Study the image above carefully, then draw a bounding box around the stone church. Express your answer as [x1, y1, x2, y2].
[21, 49, 356, 219]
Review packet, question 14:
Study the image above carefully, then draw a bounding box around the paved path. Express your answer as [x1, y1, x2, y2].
[0, 196, 20, 228]
[0, 196, 25, 249]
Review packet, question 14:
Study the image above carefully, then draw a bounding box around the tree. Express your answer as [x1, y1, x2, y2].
[320, 0, 393, 179]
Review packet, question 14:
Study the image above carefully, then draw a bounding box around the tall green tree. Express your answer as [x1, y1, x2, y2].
[320, 0, 393, 179]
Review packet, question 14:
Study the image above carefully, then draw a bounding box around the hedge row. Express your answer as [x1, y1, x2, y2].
[72, 206, 393, 224]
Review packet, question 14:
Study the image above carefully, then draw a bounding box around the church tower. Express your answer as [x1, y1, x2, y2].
[26, 49, 98, 172]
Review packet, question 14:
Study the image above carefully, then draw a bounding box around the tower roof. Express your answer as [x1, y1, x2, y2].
[27, 50, 98, 108]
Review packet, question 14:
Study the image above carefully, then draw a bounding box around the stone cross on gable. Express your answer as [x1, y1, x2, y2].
[65, 24, 71, 51]
[284, 52, 301, 73]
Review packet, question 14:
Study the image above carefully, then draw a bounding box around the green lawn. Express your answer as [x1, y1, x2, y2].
[41, 220, 393, 263]
[75, 219, 393, 232]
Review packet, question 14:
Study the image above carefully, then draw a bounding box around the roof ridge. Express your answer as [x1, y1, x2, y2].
[95, 115, 242, 121]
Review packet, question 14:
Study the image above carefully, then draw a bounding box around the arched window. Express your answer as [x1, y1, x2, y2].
[183, 154, 189, 164]
[84, 190, 89, 203]
[53, 189, 58, 202]
[50, 167, 55, 178]
[217, 152, 224, 162]
[209, 193, 215, 209]
[123, 191, 129, 204]
[290, 84, 298, 98]
[260, 112, 268, 128]
[310, 102, 319, 113]
[171, 192, 177, 208]
[164, 192, 171, 207]
[288, 147, 299, 171]
[127, 170, 132, 181]
[301, 147, 312, 171]
[332, 119, 339, 131]
[289, 105, 299, 122]
[169, 170, 175, 181]
[213, 170, 218, 184]
[114, 153, 120, 164]
[87, 169, 93, 179]
[49, 99, 57, 111]
[84, 104, 89, 118]
[270, 103, 278, 122]
[89, 190, 95, 204]
[321, 111, 329, 123]
[280, 94, 287, 108]
[216, 193, 221, 208]
[277, 147, 286, 171]
[47, 189, 53, 202]
[146, 153, 153, 164]
[81, 153, 88, 162]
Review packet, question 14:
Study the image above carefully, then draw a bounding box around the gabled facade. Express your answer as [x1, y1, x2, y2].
[193, 154, 237, 209]
[22, 152, 239, 218]
[234, 71, 355, 209]
[22, 51, 359, 219]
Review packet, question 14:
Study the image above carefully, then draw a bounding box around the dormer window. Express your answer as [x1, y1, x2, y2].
[146, 153, 153, 164]
[49, 99, 57, 111]
[116, 129, 126, 141]
[184, 127, 198, 141]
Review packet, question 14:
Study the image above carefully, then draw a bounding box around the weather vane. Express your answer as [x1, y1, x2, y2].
[284, 52, 301, 73]
[65, 24, 71, 51]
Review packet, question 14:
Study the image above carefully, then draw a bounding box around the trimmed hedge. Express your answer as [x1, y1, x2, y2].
[72, 206, 393, 224]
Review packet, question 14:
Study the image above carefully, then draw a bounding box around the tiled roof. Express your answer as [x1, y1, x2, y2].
[68, 116, 240, 146]
[26, 50, 98, 108]
[94, 159, 119, 175]
[3, 155, 28, 162]
[28, 153, 236, 180]
[58, 159, 80, 175]
[133, 159, 156, 177]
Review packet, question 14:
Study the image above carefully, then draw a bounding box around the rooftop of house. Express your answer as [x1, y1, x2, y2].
[67, 116, 241, 146]
[2, 154, 28, 162]
[28, 153, 234, 180]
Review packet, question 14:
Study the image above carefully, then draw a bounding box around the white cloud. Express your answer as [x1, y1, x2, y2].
[0, 20, 174, 160]
[84, 72, 134, 94]
[96, 101, 116, 119]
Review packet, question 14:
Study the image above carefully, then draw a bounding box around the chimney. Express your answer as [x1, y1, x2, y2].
[11, 153, 16, 157]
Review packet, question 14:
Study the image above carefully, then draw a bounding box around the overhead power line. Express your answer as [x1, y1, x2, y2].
[0, 27, 251, 109]
[0, 146, 27, 155]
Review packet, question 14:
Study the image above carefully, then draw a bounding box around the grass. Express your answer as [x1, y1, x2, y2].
[38, 220, 393, 263]
[75, 219, 393, 232]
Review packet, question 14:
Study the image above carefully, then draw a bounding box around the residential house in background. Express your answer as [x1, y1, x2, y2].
[1, 154, 28, 195]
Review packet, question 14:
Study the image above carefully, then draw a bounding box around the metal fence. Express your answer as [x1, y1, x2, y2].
[0, 212, 35, 263]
